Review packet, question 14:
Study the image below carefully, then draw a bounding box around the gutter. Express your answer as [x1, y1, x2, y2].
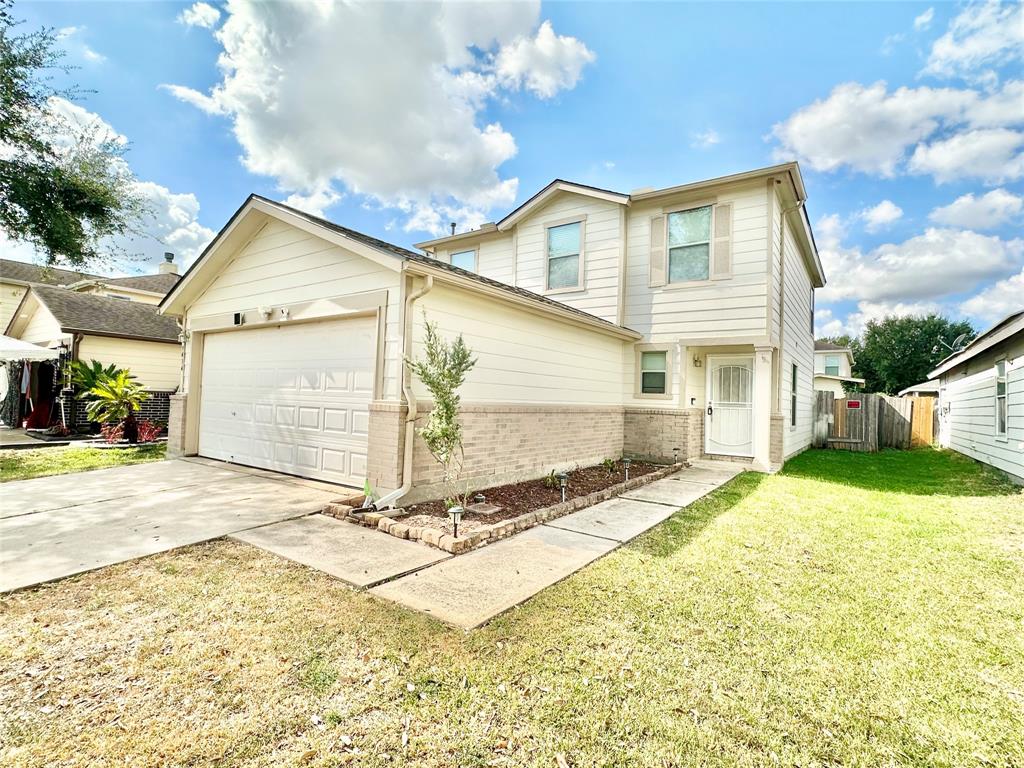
[373, 275, 434, 510]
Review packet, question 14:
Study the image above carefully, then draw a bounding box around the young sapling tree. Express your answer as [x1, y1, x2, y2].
[406, 314, 476, 510]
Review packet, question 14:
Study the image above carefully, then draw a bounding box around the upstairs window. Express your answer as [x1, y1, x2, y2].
[667, 205, 711, 282]
[450, 249, 476, 272]
[546, 221, 582, 290]
[640, 350, 668, 395]
[825, 355, 840, 376]
[996, 360, 1007, 437]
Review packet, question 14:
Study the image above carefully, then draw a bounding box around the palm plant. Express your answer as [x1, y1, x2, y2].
[85, 370, 149, 443]
[70, 359, 127, 398]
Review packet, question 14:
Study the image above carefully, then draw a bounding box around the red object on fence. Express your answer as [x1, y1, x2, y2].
[847, 400, 862, 410]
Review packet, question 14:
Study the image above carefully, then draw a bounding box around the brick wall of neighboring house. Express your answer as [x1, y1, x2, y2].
[72, 390, 172, 431]
[623, 407, 703, 463]
[770, 413, 785, 467]
[401, 403, 626, 504]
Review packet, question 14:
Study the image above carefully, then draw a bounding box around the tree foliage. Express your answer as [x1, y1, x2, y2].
[840, 315, 975, 395]
[406, 314, 476, 507]
[0, 0, 145, 268]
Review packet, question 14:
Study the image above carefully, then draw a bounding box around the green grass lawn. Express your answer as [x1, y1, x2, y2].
[1, 448, 1021, 766]
[0, 443, 166, 482]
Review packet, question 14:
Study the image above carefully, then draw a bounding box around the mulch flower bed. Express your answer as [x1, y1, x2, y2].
[325, 459, 680, 554]
[402, 459, 661, 534]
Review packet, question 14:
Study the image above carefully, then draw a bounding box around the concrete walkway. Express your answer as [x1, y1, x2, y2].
[0, 458, 340, 593]
[370, 460, 743, 629]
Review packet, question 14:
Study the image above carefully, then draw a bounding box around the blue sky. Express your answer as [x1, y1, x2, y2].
[8, 1, 1024, 337]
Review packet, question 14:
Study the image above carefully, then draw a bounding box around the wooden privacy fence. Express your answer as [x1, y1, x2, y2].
[813, 392, 936, 452]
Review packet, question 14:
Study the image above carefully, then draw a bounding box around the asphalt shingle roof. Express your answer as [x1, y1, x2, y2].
[32, 284, 180, 342]
[814, 340, 848, 351]
[102, 273, 181, 294]
[0, 258, 97, 286]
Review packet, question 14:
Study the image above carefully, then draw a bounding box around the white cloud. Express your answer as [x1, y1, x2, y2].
[880, 33, 905, 56]
[690, 129, 721, 149]
[82, 46, 105, 63]
[908, 128, 1024, 184]
[914, 7, 935, 31]
[929, 189, 1024, 229]
[55, 25, 104, 64]
[0, 98, 214, 274]
[494, 20, 595, 99]
[771, 79, 1023, 181]
[816, 214, 1024, 305]
[922, 0, 1023, 82]
[163, 1, 596, 235]
[960, 267, 1024, 323]
[282, 184, 342, 218]
[178, 2, 221, 30]
[859, 200, 903, 232]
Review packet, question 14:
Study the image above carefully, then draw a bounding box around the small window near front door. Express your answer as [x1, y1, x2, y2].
[641, 351, 668, 395]
[791, 363, 798, 426]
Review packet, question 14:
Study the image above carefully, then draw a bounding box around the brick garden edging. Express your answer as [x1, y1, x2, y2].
[322, 462, 684, 555]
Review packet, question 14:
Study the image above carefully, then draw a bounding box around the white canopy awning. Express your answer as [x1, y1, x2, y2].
[0, 335, 60, 363]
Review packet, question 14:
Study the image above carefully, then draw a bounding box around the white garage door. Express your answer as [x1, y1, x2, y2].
[198, 317, 375, 486]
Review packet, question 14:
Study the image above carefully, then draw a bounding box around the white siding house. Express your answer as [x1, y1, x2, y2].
[932, 311, 1024, 483]
[161, 163, 824, 501]
[813, 341, 864, 396]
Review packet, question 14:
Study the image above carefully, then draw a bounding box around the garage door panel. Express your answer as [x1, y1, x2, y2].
[198, 317, 375, 487]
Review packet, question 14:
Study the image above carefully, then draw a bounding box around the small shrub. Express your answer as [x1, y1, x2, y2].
[543, 470, 560, 489]
[601, 457, 617, 474]
[101, 423, 124, 443]
[136, 420, 164, 443]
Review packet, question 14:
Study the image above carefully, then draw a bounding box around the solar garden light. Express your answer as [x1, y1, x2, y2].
[474, 493, 485, 504]
[623, 457, 632, 481]
[673, 447, 680, 465]
[556, 471, 568, 503]
[448, 506, 464, 538]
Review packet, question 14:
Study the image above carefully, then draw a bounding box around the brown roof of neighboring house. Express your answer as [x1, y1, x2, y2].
[814, 340, 849, 351]
[100, 273, 181, 294]
[0, 258, 97, 286]
[32, 284, 180, 343]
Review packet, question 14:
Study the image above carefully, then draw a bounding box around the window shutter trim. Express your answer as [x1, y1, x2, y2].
[711, 203, 732, 279]
[649, 215, 667, 287]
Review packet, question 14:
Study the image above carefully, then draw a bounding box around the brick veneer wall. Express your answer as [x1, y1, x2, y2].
[70, 389, 172, 431]
[166, 393, 187, 457]
[367, 401, 407, 494]
[623, 406, 703, 463]
[770, 414, 785, 467]
[401, 402, 625, 504]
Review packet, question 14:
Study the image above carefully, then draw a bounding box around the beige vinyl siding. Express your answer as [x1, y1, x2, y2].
[624, 181, 769, 339]
[186, 217, 403, 399]
[0, 282, 28, 333]
[512, 193, 623, 323]
[813, 376, 847, 397]
[941, 339, 1024, 481]
[92, 287, 163, 305]
[814, 350, 852, 377]
[439, 235, 515, 284]
[779, 210, 815, 457]
[19, 303, 65, 346]
[77, 335, 181, 391]
[411, 283, 623, 406]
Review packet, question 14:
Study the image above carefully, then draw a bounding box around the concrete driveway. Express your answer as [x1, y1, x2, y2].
[0, 458, 340, 593]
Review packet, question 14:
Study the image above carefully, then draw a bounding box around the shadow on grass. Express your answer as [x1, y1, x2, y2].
[632, 471, 766, 559]
[780, 447, 1022, 497]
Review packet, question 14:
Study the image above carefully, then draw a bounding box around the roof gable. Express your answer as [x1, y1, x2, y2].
[496, 180, 629, 231]
[930, 310, 1024, 378]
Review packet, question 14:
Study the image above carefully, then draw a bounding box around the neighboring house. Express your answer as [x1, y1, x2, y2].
[3, 255, 183, 427]
[1, 259, 93, 332]
[160, 162, 824, 501]
[930, 310, 1024, 484]
[812, 340, 864, 395]
[898, 380, 940, 397]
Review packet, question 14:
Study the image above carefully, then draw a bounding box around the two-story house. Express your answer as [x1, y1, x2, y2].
[813, 341, 864, 395]
[159, 162, 824, 502]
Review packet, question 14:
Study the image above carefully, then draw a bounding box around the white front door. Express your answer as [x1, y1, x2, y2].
[705, 354, 754, 457]
[198, 317, 375, 487]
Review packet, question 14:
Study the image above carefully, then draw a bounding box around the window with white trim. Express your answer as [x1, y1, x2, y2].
[809, 288, 815, 334]
[546, 221, 582, 290]
[640, 350, 668, 395]
[791, 364, 798, 427]
[824, 355, 840, 376]
[667, 205, 711, 282]
[450, 249, 476, 272]
[995, 360, 1007, 437]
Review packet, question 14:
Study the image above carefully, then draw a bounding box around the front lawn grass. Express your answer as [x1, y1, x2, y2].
[1, 448, 1021, 766]
[0, 443, 166, 482]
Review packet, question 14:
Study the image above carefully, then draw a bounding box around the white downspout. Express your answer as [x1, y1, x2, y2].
[373, 274, 434, 510]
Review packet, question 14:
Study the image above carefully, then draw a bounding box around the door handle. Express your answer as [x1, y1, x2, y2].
[707, 405, 713, 416]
